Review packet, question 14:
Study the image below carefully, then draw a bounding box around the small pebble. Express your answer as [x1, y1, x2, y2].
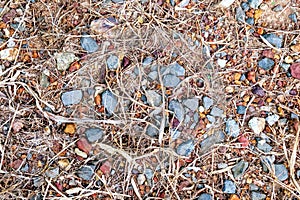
[237, 105, 246, 114]
[146, 124, 158, 137]
[107, 55, 119, 70]
[232, 160, 248, 178]
[251, 191, 266, 200]
[203, 96, 214, 110]
[55, 52, 77, 71]
[248, 0, 263, 9]
[142, 57, 153, 66]
[218, 163, 228, 169]
[217, 58, 227, 68]
[200, 131, 225, 152]
[137, 174, 146, 185]
[197, 193, 212, 200]
[102, 90, 118, 115]
[183, 98, 199, 111]
[61, 90, 83, 106]
[257, 139, 272, 152]
[45, 167, 59, 178]
[85, 128, 104, 143]
[241, 2, 250, 11]
[176, 139, 195, 156]
[225, 119, 240, 138]
[266, 114, 279, 126]
[252, 85, 265, 97]
[145, 90, 162, 107]
[258, 58, 274, 71]
[246, 17, 255, 25]
[236, 6, 246, 22]
[289, 13, 297, 23]
[250, 184, 259, 191]
[272, 5, 283, 12]
[80, 34, 99, 53]
[262, 33, 283, 48]
[290, 62, 300, 80]
[223, 180, 236, 194]
[210, 107, 224, 117]
[77, 165, 95, 181]
[169, 100, 185, 122]
[248, 117, 265, 134]
[163, 74, 181, 87]
[168, 62, 185, 76]
[296, 170, 300, 179]
[0, 48, 18, 61]
[274, 164, 288, 181]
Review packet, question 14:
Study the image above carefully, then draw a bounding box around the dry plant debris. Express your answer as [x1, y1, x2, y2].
[0, 0, 300, 199]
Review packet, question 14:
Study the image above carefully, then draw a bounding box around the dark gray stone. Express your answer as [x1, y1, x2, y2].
[274, 164, 288, 181]
[203, 96, 213, 110]
[263, 33, 283, 48]
[61, 90, 83, 106]
[251, 191, 266, 200]
[248, 0, 263, 9]
[169, 100, 185, 121]
[200, 131, 225, 152]
[258, 58, 275, 71]
[101, 90, 118, 115]
[232, 160, 249, 178]
[236, 6, 246, 22]
[77, 165, 95, 181]
[163, 74, 181, 87]
[80, 35, 99, 53]
[85, 128, 104, 143]
[197, 193, 212, 200]
[222, 180, 236, 194]
[106, 55, 119, 70]
[225, 119, 240, 138]
[176, 139, 195, 156]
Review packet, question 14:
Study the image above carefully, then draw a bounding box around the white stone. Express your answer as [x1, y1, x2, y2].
[248, 117, 265, 134]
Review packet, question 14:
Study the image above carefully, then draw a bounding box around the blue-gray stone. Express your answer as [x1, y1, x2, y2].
[236, 7, 246, 22]
[203, 96, 213, 110]
[142, 57, 153, 66]
[232, 160, 249, 178]
[197, 193, 212, 200]
[272, 5, 283, 12]
[223, 180, 236, 194]
[266, 114, 279, 126]
[112, 0, 124, 3]
[257, 141, 272, 152]
[251, 192, 266, 200]
[169, 62, 185, 76]
[280, 63, 290, 71]
[291, 113, 299, 120]
[146, 124, 158, 137]
[77, 165, 95, 181]
[200, 131, 225, 152]
[210, 107, 224, 117]
[206, 115, 216, 123]
[102, 90, 118, 115]
[144, 168, 154, 179]
[80, 35, 99, 53]
[85, 128, 104, 143]
[289, 13, 297, 23]
[275, 164, 288, 181]
[45, 167, 59, 178]
[169, 100, 185, 121]
[250, 184, 259, 191]
[225, 119, 240, 138]
[148, 71, 158, 80]
[145, 90, 162, 107]
[183, 98, 199, 111]
[218, 163, 228, 169]
[163, 74, 181, 87]
[241, 2, 250, 11]
[246, 17, 255, 25]
[237, 105, 246, 114]
[176, 139, 195, 156]
[258, 58, 275, 71]
[107, 55, 119, 70]
[61, 90, 83, 106]
[248, 0, 263, 9]
[263, 33, 283, 48]
[296, 170, 300, 179]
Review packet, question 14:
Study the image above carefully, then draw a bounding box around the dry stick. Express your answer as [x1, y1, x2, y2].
[45, 178, 68, 199]
[131, 178, 142, 200]
[157, 65, 166, 145]
[241, 96, 255, 127]
[289, 124, 300, 194]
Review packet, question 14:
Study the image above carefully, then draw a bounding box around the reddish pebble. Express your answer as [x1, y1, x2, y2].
[290, 62, 300, 79]
[262, 50, 274, 59]
[238, 136, 249, 148]
[77, 137, 92, 154]
[100, 161, 111, 175]
[10, 159, 23, 170]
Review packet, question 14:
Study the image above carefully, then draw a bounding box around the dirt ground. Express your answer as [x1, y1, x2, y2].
[0, 0, 300, 199]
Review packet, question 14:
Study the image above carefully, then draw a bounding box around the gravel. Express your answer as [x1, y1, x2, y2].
[222, 180, 236, 194]
[168, 62, 185, 76]
[251, 191, 266, 200]
[203, 96, 214, 110]
[258, 58, 275, 71]
[210, 106, 224, 117]
[232, 160, 249, 178]
[237, 105, 246, 114]
[248, 117, 265, 134]
[183, 98, 199, 111]
[80, 34, 99, 53]
[225, 119, 240, 138]
[145, 90, 162, 107]
[169, 100, 185, 121]
[197, 193, 212, 200]
[145, 124, 159, 137]
[106, 54, 119, 70]
[61, 90, 83, 106]
[274, 164, 289, 181]
[262, 33, 283, 48]
[45, 167, 59, 178]
[248, 0, 263, 9]
[55, 52, 77, 71]
[101, 90, 118, 115]
[77, 165, 96, 181]
[85, 128, 104, 143]
[265, 114, 279, 126]
[257, 139, 272, 152]
[142, 57, 153, 66]
[176, 139, 195, 156]
[236, 6, 245, 22]
[200, 131, 225, 152]
[163, 74, 181, 87]
[272, 5, 283, 12]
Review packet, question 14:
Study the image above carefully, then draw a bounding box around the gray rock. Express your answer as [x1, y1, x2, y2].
[258, 58, 275, 71]
[280, 63, 290, 71]
[289, 13, 297, 23]
[163, 74, 181, 87]
[248, 117, 265, 134]
[148, 71, 158, 80]
[263, 33, 283, 48]
[112, 0, 124, 3]
[176, 139, 195, 156]
[250, 184, 259, 191]
[77, 165, 95, 181]
[169, 100, 185, 121]
[206, 115, 216, 123]
[168, 62, 185, 76]
[272, 5, 283, 12]
[296, 170, 300, 179]
[251, 192, 266, 200]
[85, 128, 104, 143]
[274, 164, 288, 181]
[222, 180, 236, 194]
[217, 58, 227, 68]
[101, 90, 118, 115]
[183, 98, 199, 111]
[257, 140, 272, 152]
[55, 52, 77, 71]
[225, 119, 240, 138]
[236, 6, 246, 22]
[261, 155, 275, 172]
[210, 107, 224, 117]
[248, 0, 263, 9]
[266, 114, 279, 126]
[146, 124, 159, 137]
[237, 105, 246, 114]
[33, 177, 43, 187]
[232, 160, 249, 178]
[144, 168, 154, 186]
[218, 163, 228, 169]
[142, 57, 153, 66]
[203, 96, 214, 110]
[80, 35, 99, 53]
[241, 2, 250, 11]
[200, 131, 225, 152]
[40, 72, 49, 88]
[106, 55, 119, 70]
[45, 167, 59, 178]
[197, 193, 212, 200]
[246, 17, 255, 25]
[145, 90, 162, 107]
[61, 90, 83, 106]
